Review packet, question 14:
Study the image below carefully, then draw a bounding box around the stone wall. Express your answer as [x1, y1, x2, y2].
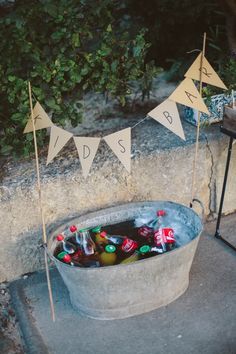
[0, 118, 235, 282]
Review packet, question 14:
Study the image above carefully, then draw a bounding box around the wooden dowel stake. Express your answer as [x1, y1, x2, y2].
[190, 32, 207, 207]
[28, 82, 55, 322]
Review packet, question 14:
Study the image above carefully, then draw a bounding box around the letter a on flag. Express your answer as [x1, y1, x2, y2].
[103, 128, 131, 173]
[24, 101, 53, 133]
[73, 137, 101, 178]
[148, 99, 185, 140]
[184, 52, 227, 90]
[169, 78, 210, 115]
[47, 126, 73, 165]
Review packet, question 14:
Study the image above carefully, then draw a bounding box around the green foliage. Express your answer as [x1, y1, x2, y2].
[127, 0, 225, 67]
[0, 0, 153, 157]
[220, 58, 236, 91]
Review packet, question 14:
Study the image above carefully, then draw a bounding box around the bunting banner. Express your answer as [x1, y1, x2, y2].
[103, 128, 131, 173]
[147, 99, 185, 140]
[73, 137, 101, 178]
[24, 101, 53, 133]
[47, 126, 73, 165]
[169, 77, 210, 115]
[184, 52, 227, 90]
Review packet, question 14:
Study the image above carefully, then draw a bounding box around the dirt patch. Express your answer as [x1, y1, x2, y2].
[0, 282, 24, 354]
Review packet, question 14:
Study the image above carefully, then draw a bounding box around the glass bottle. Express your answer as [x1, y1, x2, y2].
[56, 234, 77, 254]
[100, 231, 126, 245]
[79, 229, 96, 255]
[99, 245, 117, 266]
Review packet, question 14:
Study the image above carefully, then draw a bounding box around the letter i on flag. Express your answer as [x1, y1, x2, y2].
[47, 126, 73, 165]
[24, 101, 53, 133]
[103, 128, 131, 173]
[73, 137, 101, 178]
[148, 99, 185, 140]
[169, 77, 210, 115]
[184, 52, 227, 90]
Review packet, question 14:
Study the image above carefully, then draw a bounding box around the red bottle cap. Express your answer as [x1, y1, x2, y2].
[63, 254, 71, 263]
[70, 225, 77, 233]
[157, 210, 166, 217]
[100, 231, 107, 238]
[56, 234, 64, 241]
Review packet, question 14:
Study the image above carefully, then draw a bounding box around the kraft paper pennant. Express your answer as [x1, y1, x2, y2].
[73, 137, 101, 178]
[24, 101, 53, 133]
[148, 99, 185, 140]
[47, 125, 73, 165]
[103, 128, 131, 173]
[169, 78, 210, 115]
[185, 52, 227, 90]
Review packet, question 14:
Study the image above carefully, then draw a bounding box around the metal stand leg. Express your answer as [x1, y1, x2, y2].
[215, 136, 236, 251]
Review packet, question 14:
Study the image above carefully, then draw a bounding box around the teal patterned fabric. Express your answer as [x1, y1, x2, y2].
[184, 93, 236, 127]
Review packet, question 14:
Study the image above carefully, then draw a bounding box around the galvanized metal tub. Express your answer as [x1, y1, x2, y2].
[48, 201, 203, 320]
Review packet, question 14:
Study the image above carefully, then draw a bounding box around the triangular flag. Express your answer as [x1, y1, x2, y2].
[148, 99, 185, 140]
[103, 128, 131, 173]
[185, 52, 227, 90]
[24, 101, 53, 133]
[169, 78, 210, 115]
[47, 126, 73, 165]
[73, 137, 101, 178]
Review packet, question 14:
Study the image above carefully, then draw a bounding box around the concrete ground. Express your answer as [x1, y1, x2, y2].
[9, 214, 236, 354]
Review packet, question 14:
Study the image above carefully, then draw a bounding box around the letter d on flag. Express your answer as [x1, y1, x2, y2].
[74, 137, 101, 178]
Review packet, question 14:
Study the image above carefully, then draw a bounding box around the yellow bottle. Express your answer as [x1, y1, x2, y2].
[120, 250, 139, 264]
[99, 245, 117, 266]
[92, 226, 108, 245]
[120, 245, 151, 264]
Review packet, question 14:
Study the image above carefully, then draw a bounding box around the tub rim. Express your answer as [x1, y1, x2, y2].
[47, 200, 203, 272]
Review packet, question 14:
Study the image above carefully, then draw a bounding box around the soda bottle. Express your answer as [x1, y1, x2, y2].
[121, 238, 138, 253]
[99, 245, 117, 266]
[56, 234, 77, 254]
[120, 250, 139, 264]
[154, 210, 175, 252]
[100, 231, 127, 245]
[79, 229, 96, 255]
[137, 226, 153, 243]
[69, 225, 81, 245]
[153, 228, 175, 252]
[120, 244, 151, 264]
[91, 226, 106, 247]
[57, 251, 75, 266]
[134, 210, 160, 229]
[135, 210, 168, 244]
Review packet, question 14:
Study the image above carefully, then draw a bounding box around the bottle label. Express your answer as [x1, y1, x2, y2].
[138, 226, 153, 238]
[154, 228, 175, 245]
[121, 238, 138, 253]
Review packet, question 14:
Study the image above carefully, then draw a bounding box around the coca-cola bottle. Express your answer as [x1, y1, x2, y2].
[153, 210, 175, 252]
[120, 238, 138, 253]
[136, 210, 166, 243]
[56, 234, 77, 254]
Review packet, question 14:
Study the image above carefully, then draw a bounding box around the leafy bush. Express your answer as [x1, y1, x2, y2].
[0, 0, 153, 157]
[127, 0, 226, 67]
